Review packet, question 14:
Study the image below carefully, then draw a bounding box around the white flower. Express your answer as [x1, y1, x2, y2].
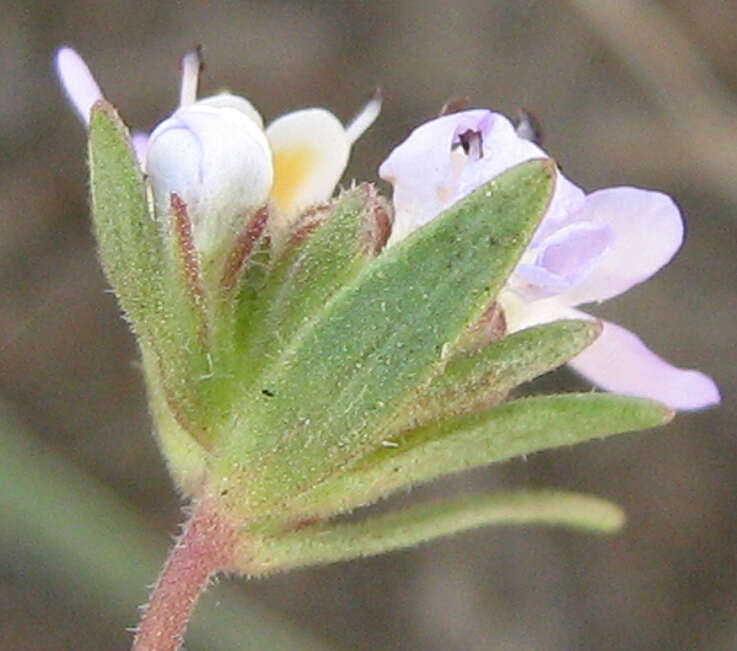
[55, 46, 381, 255]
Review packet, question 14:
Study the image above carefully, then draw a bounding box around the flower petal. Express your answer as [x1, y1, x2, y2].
[55, 47, 104, 126]
[345, 90, 382, 145]
[559, 187, 684, 306]
[379, 110, 495, 239]
[379, 109, 585, 245]
[456, 113, 546, 196]
[197, 93, 264, 129]
[266, 108, 351, 221]
[147, 104, 273, 253]
[130, 131, 149, 169]
[513, 221, 612, 300]
[568, 314, 720, 411]
[499, 291, 573, 334]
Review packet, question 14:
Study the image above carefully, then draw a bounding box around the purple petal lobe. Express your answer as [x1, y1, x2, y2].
[455, 113, 545, 199]
[538, 221, 612, 279]
[560, 187, 684, 306]
[55, 47, 104, 126]
[514, 263, 576, 297]
[514, 221, 613, 299]
[568, 315, 721, 411]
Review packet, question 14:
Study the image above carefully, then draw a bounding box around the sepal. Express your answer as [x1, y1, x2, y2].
[88, 100, 163, 333]
[285, 393, 673, 520]
[89, 102, 219, 451]
[211, 160, 556, 517]
[393, 319, 603, 431]
[240, 490, 624, 574]
[234, 183, 392, 378]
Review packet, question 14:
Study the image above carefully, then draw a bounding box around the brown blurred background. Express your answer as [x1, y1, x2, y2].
[0, 1, 735, 649]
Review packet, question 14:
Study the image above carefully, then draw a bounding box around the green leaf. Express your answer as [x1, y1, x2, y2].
[166, 193, 209, 341]
[264, 185, 390, 354]
[245, 491, 624, 573]
[394, 319, 603, 430]
[88, 100, 165, 332]
[215, 160, 556, 515]
[290, 393, 672, 519]
[88, 101, 213, 448]
[200, 185, 390, 439]
[234, 184, 390, 378]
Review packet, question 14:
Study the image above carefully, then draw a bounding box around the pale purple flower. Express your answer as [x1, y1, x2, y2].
[379, 110, 720, 411]
[55, 46, 381, 252]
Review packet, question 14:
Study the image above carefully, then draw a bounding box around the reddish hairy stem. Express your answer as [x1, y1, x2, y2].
[131, 499, 238, 651]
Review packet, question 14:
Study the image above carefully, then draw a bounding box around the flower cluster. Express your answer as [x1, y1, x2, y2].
[56, 46, 381, 257]
[379, 110, 719, 410]
[58, 45, 719, 417]
[56, 46, 720, 650]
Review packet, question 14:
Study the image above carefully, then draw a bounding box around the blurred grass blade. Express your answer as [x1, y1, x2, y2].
[253, 491, 624, 572]
[293, 393, 672, 518]
[0, 407, 333, 651]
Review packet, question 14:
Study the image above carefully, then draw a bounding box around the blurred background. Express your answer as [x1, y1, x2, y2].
[0, 1, 735, 649]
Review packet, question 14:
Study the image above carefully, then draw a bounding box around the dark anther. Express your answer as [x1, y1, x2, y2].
[458, 129, 483, 160]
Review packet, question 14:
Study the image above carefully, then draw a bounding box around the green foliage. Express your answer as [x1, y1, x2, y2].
[88, 102, 213, 448]
[247, 491, 625, 573]
[394, 319, 603, 430]
[87, 117, 673, 569]
[287, 393, 672, 520]
[88, 101, 164, 334]
[214, 160, 557, 514]
[234, 184, 390, 380]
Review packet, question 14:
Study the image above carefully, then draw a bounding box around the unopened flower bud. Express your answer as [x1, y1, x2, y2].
[146, 99, 274, 255]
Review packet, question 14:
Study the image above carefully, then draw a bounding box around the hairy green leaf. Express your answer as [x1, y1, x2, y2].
[246, 491, 624, 573]
[290, 393, 672, 518]
[215, 160, 556, 514]
[394, 319, 603, 430]
[89, 101, 213, 447]
[88, 100, 164, 331]
[235, 184, 390, 377]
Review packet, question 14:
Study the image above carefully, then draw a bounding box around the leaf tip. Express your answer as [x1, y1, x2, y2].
[89, 98, 133, 145]
[89, 98, 118, 123]
[522, 156, 558, 182]
[661, 405, 677, 425]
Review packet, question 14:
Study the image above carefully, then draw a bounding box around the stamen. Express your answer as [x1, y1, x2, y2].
[515, 108, 544, 146]
[345, 88, 382, 145]
[179, 46, 203, 107]
[55, 47, 104, 125]
[457, 129, 483, 161]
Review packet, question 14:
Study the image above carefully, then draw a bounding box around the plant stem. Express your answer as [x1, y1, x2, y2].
[132, 498, 238, 651]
